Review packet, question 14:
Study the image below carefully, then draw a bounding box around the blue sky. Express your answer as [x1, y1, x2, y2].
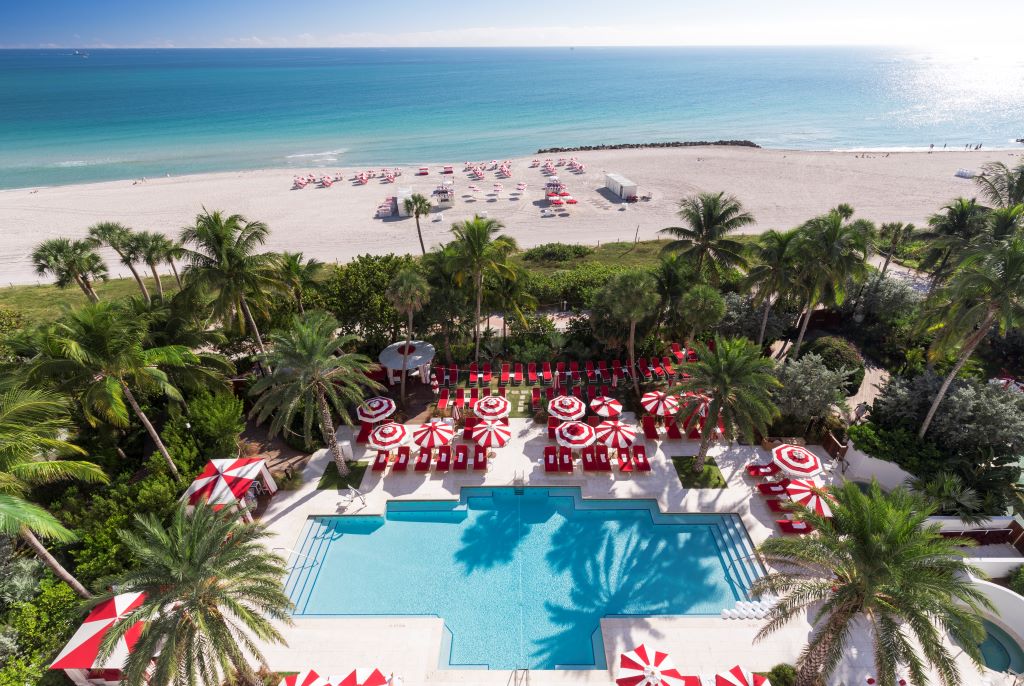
[2, 0, 1022, 48]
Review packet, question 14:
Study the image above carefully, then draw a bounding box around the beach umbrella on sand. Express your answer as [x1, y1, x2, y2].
[590, 395, 622, 417]
[412, 420, 455, 448]
[786, 478, 834, 518]
[556, 421, 597, 450]
[357, 396, 397, 423]
[595, 420, 636, 449]
[548, 395, 586, 421]
[474, 395, 511, 420]
[550, 198, 564, 206]
[771, 444, 823, 478]
[715, 665, 771, 686]
[334, 669, 388, 686]
[641, 391, 679, 417]
[471, 420, 512, 448]
[559, 190, 571, 196]
[616, 644, 695, 686]
[367, 422, 409, 451]
[279, 671, 323, 686]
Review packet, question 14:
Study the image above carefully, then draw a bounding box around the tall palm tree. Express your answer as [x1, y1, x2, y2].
[166, 239, 185, 289]
[98, 502, 292, 686]
[659, 191, 753, 284]
[386, 268, 431, 406]
[30, 237, 108, 302]
[276, 251, 325, 313]
[907, 473, 987, 525]
[744, 229, 797, 347]
[875, 221, 916, 280]
[87, 222, 150, 303]
[919, 198, 989, 293]
[679, 284, 725, 344]
[136, 231, 176, 301]
[753, 481, 990, 686]
[652, 253, 690, 336]
[601, 271, 660, 398]
[179, 209, 279, 356]
[975, 160, 1024, 208]
[486, 262, 538, 342]
[28, 303, 223, 481]
[449, 215, 518, 360]
[0, 384, 107, 598]
[250, 311, 381, 478]
[918, 236, 1024, 438]
[985, 204, 1024, 242]
[790, 207, 873, 358]
[403, 193, 433, 255]
[673, 337, 779, 472]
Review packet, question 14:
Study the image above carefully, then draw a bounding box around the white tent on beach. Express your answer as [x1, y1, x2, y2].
[604, 173, 638, 200]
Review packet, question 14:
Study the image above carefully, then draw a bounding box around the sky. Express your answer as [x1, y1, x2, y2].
[2, 0, 1023, 49]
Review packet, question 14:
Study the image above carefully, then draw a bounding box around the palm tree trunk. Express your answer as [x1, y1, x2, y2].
[125, 262, 151, 304]
[399, 311, 412, 406]
[926, 249, 952, 298]
[316, 388, 349, 478]
[74, 274, 99, 303]
[756, 298, 773, 348]
[628, 320, 640, 398]
[918, 310, 996, 438]
[169, 259, 183, 289]
[415, 215, 426, 256]
[20, 527, 91, 599]
[474, 273, 483, 361]
[121, 382, 181, 481]
[791, 299, 814, 359]
[239, 296, 269, 358]
[692, 433, 712, 473]
[149, 263, 164, 300]
[879, 243, 895, 278]
[296, 288, 305, 314]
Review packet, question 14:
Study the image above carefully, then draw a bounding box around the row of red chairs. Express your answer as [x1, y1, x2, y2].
[437, 385, 507, 411]
[751, 473, 817, 535]
[371, 444, 488, 474]
[542, 444, 651, 473]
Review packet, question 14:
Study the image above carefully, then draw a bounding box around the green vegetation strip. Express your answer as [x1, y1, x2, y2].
[317, 460, 369, 490]
[670, 456, 728, 488]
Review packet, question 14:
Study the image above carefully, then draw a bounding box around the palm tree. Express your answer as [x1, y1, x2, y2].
[250, 311, 381, 478]
[87, 222, 150, 303]
[386, 268, 431, 406]
[166, 239, 185, 289]
[985, 204, 1023, 242]
[98, 502, 292, 686]
[789, 207, 873, 358]
[919, 198, 989, 293]
[276, 251, 325, 313]
[660, 192, 753, 284]
[753, 481, 990, 686]
[744, 229, 797, 347]
[875, 221, 916, 280]
[907, 473, 988, 525]
[403, 193, 433, 255]
[449, 216, 518, 360]
[975, 160, 1024, 208]
[601, 271, 660, 398]
[918, 236, 1024, 438]
[0, 384, 107, 598]
[653, 253, 690, 336]
[136, 231, 176, 301]
[486, 263, 538, 342]
[31, 237, 108, 302]
[674, 337, 779, 472]
[678, 284, 725, 344]
[179, 209, 279, 356]
[28, 303, 222, 481]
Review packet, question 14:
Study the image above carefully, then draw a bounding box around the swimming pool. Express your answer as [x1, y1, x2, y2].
[977, 619, 1024, 674]
[284, 487, 763, 670]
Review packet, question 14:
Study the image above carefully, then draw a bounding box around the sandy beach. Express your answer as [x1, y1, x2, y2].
[1, 146, 1018, 285]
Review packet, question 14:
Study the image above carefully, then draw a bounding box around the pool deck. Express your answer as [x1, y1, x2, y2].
[255, 416, 1002, 686]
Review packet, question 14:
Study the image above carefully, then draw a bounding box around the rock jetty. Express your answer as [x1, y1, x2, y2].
[536, 140, 760, 153]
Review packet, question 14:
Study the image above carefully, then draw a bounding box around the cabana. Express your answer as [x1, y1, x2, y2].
[51, 593, 148, 686]
[378, 340, 436, 387]
[604, 173, 638, 201]
[395, 188, 415, 216]
[181, 457, 278, 521]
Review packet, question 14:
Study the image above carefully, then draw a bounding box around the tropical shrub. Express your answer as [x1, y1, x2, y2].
[846, 423, 944, 476]
[0, 307, 24, 362]
[527, 263, 628, 307]
[1010, 565, 1024, 596]
[716, 293, 788, 345]
[772, 353, 850, 430]
[0, 577, 81, 686]
[521, 243, 593, 263]
[765, 664, 797, 686]
[804, 335, 865, 394]
[839, 275, 929, 369]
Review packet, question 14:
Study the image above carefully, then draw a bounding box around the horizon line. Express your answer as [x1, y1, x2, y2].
[0, 43, 928, 50]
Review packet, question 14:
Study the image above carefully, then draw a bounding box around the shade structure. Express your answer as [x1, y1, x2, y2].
[475, 395, 511, 420]
[51, 592, 146, 670]
[378, 340, 436, 371]
[616, 644, 691, 686]
[181, 458, 277, 511]
[786, 479, 833, 517]
[357, 396, 397, 423]
[989, 376, 1024, 393]
[591, 395, 623, 417]
[595, 420, 637, 449]
[412, 420, 455, 448]
[771, 444, 823, 477]
[367, 422, 409, 451]
[555, 421, 597, 449]
[279, 671, 324, 686]
[715, 665, 771, 686]
[548, 395, 586, 421]
[680, 392, 725, 438]
[471, 420, 512, 448]
[641, 391, 679, 417]
[334, 669, 388, 686]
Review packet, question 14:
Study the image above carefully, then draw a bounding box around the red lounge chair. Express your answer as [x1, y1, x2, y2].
[757, 482, 787, 495]
[542, 362, 553, 385]
[513, 363, 524, 385]
[433, 365, 445, 385]
[662, 356, 676, 379]
[372, 451, 389, 472]
[777, 519, 815, 535]
[558, 447, 574, 473]
[766, 499, 787, 513]
[469, 363, 479, 385]
[356, 422, 371, 444]
[597, 360, 608, 381]
[641, 416, 659, 440]
[571, 387, 582, 399]
[448, 364, 458, 386]
[586, 415, 601, 427]
[500, 364, 510, 386]
[633, 445, 652, 472]
[665, 421, 683, 440]
[637, 358, 653, 382]
[544, 387, 554, 402]
[415, 449, 432, 471]
[611, 360, 624, 383]
[469, 387, 479, 407]
[585, 360, 596, 383]
[531, 387, 541, 411]
[586, 385, 597, 402]
[473, 446, 487, 470]
[453, 444, 469, 471]
[687, 349, 698, 362]
[543, 446, 558, 472]
[616, 448, 633, 473]
[393, 446, 410, 472]
[547, 417, 560, 440]
[455, 387, 466, 409]
[497, 386, 506, 397]
[437, 445, 451, 470]
[463, 417, 478, 441]
[600, 385, 610, 397]
[746, 463, 780, 478]
[581, 446, 597, 471]
[569, 361, 581, 384]
[651, 358, 665, 379]
[437, 388, 450, 411]
[595, 445, 612, 471]
[482, 386, 492, 398]
[482, 363, 493, 383]
[671, 342, 685, 362]
[528, 362, 539, 385]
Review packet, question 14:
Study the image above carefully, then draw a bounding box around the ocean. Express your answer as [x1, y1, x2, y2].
[1, 47, 1022, 189]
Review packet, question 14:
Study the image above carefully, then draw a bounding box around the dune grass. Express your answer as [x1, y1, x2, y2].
[0, 276, 178, 325]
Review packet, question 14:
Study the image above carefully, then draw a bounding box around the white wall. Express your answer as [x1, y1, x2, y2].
[842, 444, 914, 491]
[929, 516, 1017, 532]
[967, 558, 1024, 578]
[968, 574, 1024, 647]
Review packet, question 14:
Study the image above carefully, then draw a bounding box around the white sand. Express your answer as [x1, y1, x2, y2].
[1, 146, 1018, 285]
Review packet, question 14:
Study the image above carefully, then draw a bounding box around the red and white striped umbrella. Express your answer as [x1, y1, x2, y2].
[616, 644, 691, 686]
[279, 671, 324, 686]
[786, 479, 834, 518]
[472, 420, 512, 448]
[715, 665, 771, 686]
[641, 391, 679, 417]
[367, 422, 409, 451]
[771, 444, 823, 477]
[555, 421, 597, 449]
[357, 396, 397, 423]
[680, 392, 725, 438]
[333, 669, 388, 686]
[51, 593, 146, 671]
[412, 420, 455, 448]
[475, 395, 511, 420]
[595, 420, 637, 449]
[591, 395, 623, 417]
[548, 395, 586, 421]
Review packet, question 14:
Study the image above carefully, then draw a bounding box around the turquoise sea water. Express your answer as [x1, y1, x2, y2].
[284, 487, 762, 670]
[2, 47, 1023, 189]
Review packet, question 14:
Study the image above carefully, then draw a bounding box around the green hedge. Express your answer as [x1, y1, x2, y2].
[521, 243, 594, 263]
[1010, 565, 1024, 596]
[0, 577, 81, 686]
[805, 335, 865, 395]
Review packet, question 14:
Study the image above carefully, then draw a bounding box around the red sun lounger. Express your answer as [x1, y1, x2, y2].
[746, 463, 780, 478]
[455, 387, 466, 409]
[542, 362, 553, 385]
[581, 446, 597, 471]
[531, 387, 541, 411]
[777, 519, 815, 535]
[393, 446, 410, 472]
[436, 445, 451, 471]
[356, 422, 372, 444]
[500, 364, 510, 386]
[633, 445, 652, 472]
[528, 362, 539, 385]
[469, 363, 479, 385]
[513, 363, 524, 385]
[448, 364, 458, 386]
[473, 445, 487, 471]
[757, 482, 787, 495]
[616, 448, 633, 473]
[765, 498, 787, 513]
[415, 449, 432, 471]
[671, 342, 685, 362]
[481, 363, 493, 384]
[595, 444, 612, 471]
[641, 416, 660, 440]
[453, 444, 469, 471]
[558, 447, 574, 473]
[372, 451, 389, 472]
[585, 360, 596, 383]
[544, 446, 558, 472]
[665, 421, 683, 440]
[437, 388, 450, 411]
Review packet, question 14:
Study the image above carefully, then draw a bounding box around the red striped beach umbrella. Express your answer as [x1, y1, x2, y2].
[471, 420, 512, 448]
[771, 444, 823, 477]
[616, 644, 693, 686]
[334, 669, 388, 686]
[555, 421, 597, 449]
[279, 671, 324, 686]
[595, 420, 637, 449]
[680, 392, 725, 438]
[786, 478, 834, 518]
[475, 395, 511, 420]
[591, 395, 623, 417]
[548, 395, 586, 421]
[641, 391, 679, 417]
[412, 420, 454, 448]
[367, 422, 409, 451]
[715, 664, 771, 686]
[356, 396, 396, 423]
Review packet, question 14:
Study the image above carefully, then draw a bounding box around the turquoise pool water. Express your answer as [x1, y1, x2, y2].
[978, 620, 1024, 674]
[285, 487, 762, 670]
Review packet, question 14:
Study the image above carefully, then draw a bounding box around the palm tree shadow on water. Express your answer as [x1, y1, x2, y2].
[454, 490, 557, 572]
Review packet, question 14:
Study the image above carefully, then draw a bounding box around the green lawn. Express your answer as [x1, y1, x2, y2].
[0, 276, 177, 325]
[317, 460, 369, 490]
[671, 456, 728, 488]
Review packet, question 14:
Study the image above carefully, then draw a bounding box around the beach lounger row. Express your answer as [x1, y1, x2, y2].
[437, 386, 508, 411]
[371, 444, 489, 474]
[541, 445, 651, 474]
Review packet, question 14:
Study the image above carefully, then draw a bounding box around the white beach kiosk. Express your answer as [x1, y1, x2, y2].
[604, 172, 638, 201]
